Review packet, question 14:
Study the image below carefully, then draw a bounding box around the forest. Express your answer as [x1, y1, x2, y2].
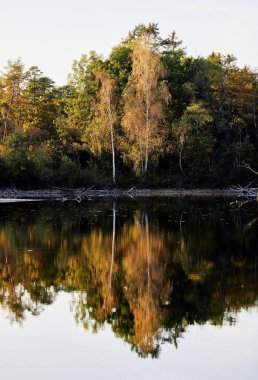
[0, 23, 257, 188]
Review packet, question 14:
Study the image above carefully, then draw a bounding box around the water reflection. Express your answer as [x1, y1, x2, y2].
[0, 199, 257, 357]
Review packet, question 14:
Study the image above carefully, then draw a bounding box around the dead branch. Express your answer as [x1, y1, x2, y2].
[242, 161, 258, 176]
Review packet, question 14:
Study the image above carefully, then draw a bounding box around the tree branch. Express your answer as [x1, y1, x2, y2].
[242, 161, 258, 176]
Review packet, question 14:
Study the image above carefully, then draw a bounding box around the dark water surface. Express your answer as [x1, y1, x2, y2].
[0, 198, 258, 379]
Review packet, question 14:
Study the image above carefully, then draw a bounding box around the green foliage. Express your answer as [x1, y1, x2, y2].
[66, 52, 104, 133]
[30, 150, 54, 184]
[2, 133, 31, 181]
[0, 24, 257, 187]
[106, 44, 132, 92]
[56, 158, 82, 187]
[23, 66, 58, 134]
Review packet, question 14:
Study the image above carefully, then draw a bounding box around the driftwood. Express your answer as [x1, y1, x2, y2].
[228, 183, 258, 198]
[0, 186, 138, 201]
[242, 161, 258, 176]
[0, 185, 257, 202]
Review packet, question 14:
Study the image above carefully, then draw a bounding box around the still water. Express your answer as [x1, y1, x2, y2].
[0, 198, 258, 379]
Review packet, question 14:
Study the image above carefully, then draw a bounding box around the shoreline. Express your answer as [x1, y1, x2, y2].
[0, 187, 256, 202]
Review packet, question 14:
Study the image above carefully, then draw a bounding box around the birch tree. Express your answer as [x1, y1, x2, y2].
[122, 35, 170, 176]
[92, 70, 118, 183]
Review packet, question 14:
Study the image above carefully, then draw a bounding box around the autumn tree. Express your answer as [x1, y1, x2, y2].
[0, 25, 257, 186]
[122, 35, 170, 177]
[0, 59, 26, 138]
[92, 70, 118, 183]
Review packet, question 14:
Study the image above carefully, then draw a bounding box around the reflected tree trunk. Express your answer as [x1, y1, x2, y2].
[144, 211, 151, 322]
[109, 202, 116, 289]
[104, 202, 116, 312]
[4, 251, 14, 289]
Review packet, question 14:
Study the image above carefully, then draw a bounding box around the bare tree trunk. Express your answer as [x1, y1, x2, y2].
[141, 160, 144, 176]
[144, 65, 150, 177]
[253, 93, 258, 148]
[179, 147, 183, 174]
[237, 128, 242, 177]
[3, 119, 8, 139]
[111, 125, 116, 184]
[144, 105, 149, 176]
[144, 138, 149, 176]
[75, 150, 81, 169]
[107, 96, 116, 184]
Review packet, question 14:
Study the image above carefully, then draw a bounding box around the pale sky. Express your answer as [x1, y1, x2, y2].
[0, 0, 257, 85]
[0, 294, 258, 380]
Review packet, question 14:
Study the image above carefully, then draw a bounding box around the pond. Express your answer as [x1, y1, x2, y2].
[0, 198, 258, 380]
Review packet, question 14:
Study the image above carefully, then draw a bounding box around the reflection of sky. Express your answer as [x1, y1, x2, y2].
[0, 292, 257, 380]
[0, 0, 257, 85]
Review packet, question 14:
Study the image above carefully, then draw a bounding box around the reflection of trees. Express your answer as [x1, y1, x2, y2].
[0, 201, 257, 356]
[69, 202, 119, 329]
[0, 248, 56, 323]
[121, 212, 172, 356]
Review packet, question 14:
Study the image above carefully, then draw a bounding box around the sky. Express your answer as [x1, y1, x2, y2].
[0, 0, 257, 85]
[0, 294, 258, 380]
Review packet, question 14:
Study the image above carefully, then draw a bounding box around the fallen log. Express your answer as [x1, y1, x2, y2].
[0, 186, 257, 201]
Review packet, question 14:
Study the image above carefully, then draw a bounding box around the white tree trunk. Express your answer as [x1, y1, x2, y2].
[107, 96, 116, 183]
[111, 125, 116, 184]
[179, 148, 183, 174]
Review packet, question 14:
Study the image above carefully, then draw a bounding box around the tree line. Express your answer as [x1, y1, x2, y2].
[0, 23, 257, 187]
